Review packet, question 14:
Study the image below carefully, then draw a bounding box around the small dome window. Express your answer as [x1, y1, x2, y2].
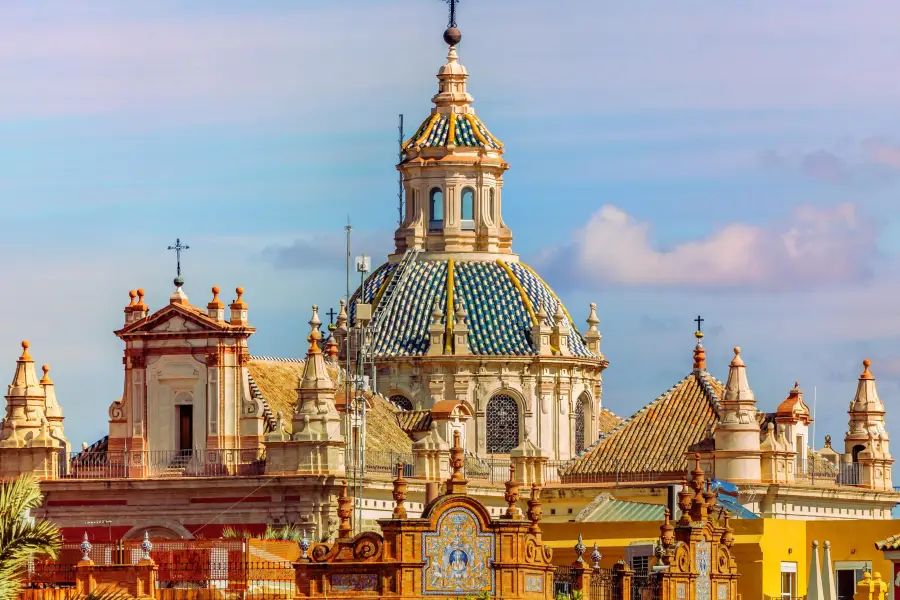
[489, 188, 496, 222]
[429, 188, 444, 230]
[461, 187, 475, 230]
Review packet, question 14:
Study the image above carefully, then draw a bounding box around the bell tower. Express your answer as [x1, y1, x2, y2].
[394, 17, 512, 258]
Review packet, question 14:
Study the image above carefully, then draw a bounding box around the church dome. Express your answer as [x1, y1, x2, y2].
[349, 258, 598, 359]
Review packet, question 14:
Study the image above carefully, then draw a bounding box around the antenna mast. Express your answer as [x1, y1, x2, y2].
[398, 114, 404, 227]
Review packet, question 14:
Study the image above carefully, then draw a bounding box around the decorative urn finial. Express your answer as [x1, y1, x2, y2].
[574, 532, 587, 564]
[141, 531, 153, 561]
[591, 542, 602, 571]
[80, 532, 92, 562]
[392, 461, 409, 519]
[300, 531, 310, 559]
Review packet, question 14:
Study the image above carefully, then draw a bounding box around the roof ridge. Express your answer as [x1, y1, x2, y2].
[247, 372, 279, 431]
[561, 373, 696, 474]
[249, 355, 305, 363]
[695, 369, 723, 411]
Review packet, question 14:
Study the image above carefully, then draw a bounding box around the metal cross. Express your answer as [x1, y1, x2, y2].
[326, 308, 337, 325]
[694, 315, 704, 333]
[167, 238, 190, 278]
[443, 0, 459, 28]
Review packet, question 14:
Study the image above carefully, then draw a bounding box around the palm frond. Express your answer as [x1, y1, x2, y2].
[66, 588, 134, 600]
[0, 475, 61, 600]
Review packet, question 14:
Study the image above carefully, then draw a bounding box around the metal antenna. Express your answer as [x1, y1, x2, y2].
[398, 114, 404, 227]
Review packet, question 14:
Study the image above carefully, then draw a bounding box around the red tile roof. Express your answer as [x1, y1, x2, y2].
[564, 371, 723, 476]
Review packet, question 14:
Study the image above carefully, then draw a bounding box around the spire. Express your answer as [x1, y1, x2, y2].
[9, 341, 42, 398]
[692, 331, 706, 371]
[584, 302, 602, 355]
[851, 359, 884, 412]
[822, 541, 837, 600]
[299, 306, 333, 393]
[432, 29, 473, 115]
[808, 541, 823, 600]
[723, 347, 755, 403]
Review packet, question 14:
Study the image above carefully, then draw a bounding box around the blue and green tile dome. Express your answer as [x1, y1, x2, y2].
[349, 259, 596, 359]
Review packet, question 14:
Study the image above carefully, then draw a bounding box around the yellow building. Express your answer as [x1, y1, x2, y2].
[541, 518, 897, 600]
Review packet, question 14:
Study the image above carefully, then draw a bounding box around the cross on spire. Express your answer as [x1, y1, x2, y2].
[167, 238, 190, 279]
[444, 0, 459, 28]
[326, 307, 337, 325]
[694, 314, 704, 334]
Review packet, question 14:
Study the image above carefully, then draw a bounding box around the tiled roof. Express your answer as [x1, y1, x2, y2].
[349, 259, 599, 359]
[575, 493, 666, 522]
[598, 407, 623, 435]
[564, 371, 724, 476]
[875, 534, 900, 550]
[403, 113, 502, 151]
[246, 357, 412, 453]
[397, 410, 433, 434]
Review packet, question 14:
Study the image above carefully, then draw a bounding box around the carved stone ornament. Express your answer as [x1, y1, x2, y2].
[108, 400, 125, 421]
[130, 355, 145, 369]
[205, 351, 220, 366]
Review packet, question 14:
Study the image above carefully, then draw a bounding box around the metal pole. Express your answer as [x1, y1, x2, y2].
[398, 114, 404, 227]
[344, 221, 352, 530]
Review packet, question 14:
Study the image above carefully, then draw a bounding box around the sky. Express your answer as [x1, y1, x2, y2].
[2, 0, 900, 452]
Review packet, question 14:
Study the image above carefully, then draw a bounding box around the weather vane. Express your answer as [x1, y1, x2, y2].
[444, 0, 459, 28]
[167, 238, 190, 280]
[441, 0, 461, 46]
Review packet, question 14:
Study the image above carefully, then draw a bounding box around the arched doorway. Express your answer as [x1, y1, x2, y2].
[486, 394, 519, 454]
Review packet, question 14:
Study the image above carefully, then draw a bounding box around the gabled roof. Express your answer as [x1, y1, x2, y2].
[115, 301, 252, 337]
[564, 370, 723, 476]
[246, 356, 413, 454]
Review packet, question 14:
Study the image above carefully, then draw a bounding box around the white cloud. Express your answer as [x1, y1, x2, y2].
[546, 203, 876, 289]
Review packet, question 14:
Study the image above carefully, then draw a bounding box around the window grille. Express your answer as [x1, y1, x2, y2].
[390, 395, 413, 411]
[575, 397, 586, 453]
[486, 394, 519, 454]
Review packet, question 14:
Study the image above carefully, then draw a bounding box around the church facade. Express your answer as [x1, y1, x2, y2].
[0, 8, 896, 544]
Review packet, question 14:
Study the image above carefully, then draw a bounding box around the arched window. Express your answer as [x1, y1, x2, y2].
[574, 396, 586, 454]
[429, 188, 443, 229]
[486, 394, 519, 454]
[461, 187, 475, 230]
[390, 395, 413, 412]
[489, 188, 496, 223]
[852, 444, 866, 463]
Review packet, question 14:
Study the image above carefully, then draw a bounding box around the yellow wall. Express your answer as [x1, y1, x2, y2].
[541, 518, 899, 600]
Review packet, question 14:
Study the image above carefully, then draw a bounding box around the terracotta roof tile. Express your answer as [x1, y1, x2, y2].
[246, 357, 412, 454]
[876, 534, 900, 550]
[564, 371, 723, 476]
[397, 410, 433, 433]
[597, 407, 622, 435]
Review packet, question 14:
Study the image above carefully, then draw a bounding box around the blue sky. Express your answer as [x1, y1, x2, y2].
[2, 0, 900, 451]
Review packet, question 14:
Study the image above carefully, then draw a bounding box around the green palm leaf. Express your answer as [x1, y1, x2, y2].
[0, 475, 62, 600]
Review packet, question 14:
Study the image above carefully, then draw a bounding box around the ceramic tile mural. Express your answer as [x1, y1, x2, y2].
[696, 540, 711, 600]
[422, 507, 495, 595]
[524, 573, 544, 593]
[330, 573, 378, 592]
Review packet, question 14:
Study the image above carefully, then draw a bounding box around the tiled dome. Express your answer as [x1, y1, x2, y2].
[349, 259, 596, 358]
[403, 112, 502, 151]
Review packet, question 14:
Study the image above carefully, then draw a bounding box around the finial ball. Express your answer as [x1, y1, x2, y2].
[129, 290, 137, 299]
[21, 340, 29, 350]
[443, 26, 462, 46]
[864, 358, 872, 368]
[137, 288, 145, 297]
[733, 346, 741, 355]
[212, 285, 220, 294]
[236, 286, 244, 296]
[174, 276, 184, 288]
[42, 365, 50, 374]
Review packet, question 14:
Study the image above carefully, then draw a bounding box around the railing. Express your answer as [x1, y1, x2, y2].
[60, 450, 265, 480]
[795, 461, 861, 486]
[631, 570, 659, 600]
[554, 565, 578, 598]
[463, 454, 512, 484]
[591, 567, 620, 600]
[350, 451, 416, 477]
[556, 470, 683, 485]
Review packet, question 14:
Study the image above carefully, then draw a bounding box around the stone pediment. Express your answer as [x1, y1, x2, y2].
[116, 303, 234, 338]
